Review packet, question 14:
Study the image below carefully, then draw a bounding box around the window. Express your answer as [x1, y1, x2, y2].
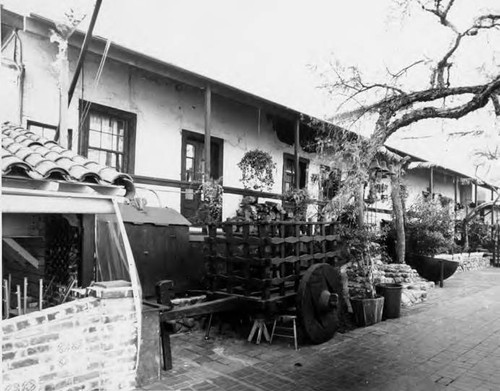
[181, 130, 223, 219]
[27, 121, 57, 141]
[283, 153, 309, 192]
[79, 102, 136, 173]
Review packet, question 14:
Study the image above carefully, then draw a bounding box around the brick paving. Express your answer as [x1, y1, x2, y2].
[137, 268, 500, 391]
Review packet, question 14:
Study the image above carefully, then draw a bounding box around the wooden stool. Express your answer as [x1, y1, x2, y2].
[270, 314, 298, 350]
[247, 317, 270, 344]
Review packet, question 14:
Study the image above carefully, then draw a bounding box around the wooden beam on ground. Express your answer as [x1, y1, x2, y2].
[160, 296, 241, 322]
[204, 85, 212, 179]
[3, 238, 40, 268]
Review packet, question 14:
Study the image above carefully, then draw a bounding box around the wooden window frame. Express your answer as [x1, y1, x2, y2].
[78, 100, 136, 174]
[282, 152, 309, 193]
[27, 120, 57, 140]
[180, 130, 224, 183]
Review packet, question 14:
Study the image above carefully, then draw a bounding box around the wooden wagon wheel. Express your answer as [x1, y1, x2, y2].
[297, 263, 340, 344]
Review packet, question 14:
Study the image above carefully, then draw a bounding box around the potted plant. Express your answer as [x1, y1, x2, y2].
[343, 226, 385, 326]
[190, 178, 223, 227]
[281, 188, 313, 221]
[238, 149, 276, 191]
[405, 197, 459, 285]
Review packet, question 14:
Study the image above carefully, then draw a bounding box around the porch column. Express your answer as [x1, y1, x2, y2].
[204, 85, 212, 179]
[429, 167, 434, 198]
[454, 176, 458, 222]
[454, 176, 458, 205]
[294, 118, 300, 188]
[492, 189, 495, 225]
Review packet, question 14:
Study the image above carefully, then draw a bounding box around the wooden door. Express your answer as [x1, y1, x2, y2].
[181, 131, 223, 221]
[181, 139, 205, 220]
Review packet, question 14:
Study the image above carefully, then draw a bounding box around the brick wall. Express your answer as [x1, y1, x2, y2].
[2, 285, 139, 391]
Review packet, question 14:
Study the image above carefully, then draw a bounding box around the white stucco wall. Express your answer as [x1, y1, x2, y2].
[11, 30, 326, 219]
[404, 168, 459, 206]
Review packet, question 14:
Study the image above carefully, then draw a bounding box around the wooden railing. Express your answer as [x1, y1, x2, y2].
[205, 221, 347, 302]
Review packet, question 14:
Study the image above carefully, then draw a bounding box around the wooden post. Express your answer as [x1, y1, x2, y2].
[80, 214, 96, 287]
[429, 167, 434, 198]
[474, 182, 478, 205]
[294, 118, 300, 188]
[23, 277, 28, 313]
[454, 176, 458, 206]
[204, 85, 212, 179]
[491, 189, 495, 225]
[16, 285, 21, 315]
[39, 279, 43, 310]
[3, 280, 9, 319]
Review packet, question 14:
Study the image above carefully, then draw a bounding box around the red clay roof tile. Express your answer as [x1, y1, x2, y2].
[2, 122, 133, 189]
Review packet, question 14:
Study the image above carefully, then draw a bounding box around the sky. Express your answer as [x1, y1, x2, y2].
[2, 0, 500, 184]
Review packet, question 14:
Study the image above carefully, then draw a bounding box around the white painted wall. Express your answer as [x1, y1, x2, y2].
[11, 30, 327, 220]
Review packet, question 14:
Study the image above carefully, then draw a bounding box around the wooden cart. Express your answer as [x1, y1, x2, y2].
[203, 220, 348, 344]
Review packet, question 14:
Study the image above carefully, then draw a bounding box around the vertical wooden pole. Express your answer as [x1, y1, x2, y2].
[294, 118, 300, 188]
[429, 167, 434, 198]
[16, 285, 21, 315]
[39, 279, 43, 310]
[474, 182, 478, 205]
[454, 176, 458, 205]
[23, 277, 28, 313]
[80, 214, 96, 287]
[491, 189, 495, 225]
[3, 280, 9, 319]
[204, 85, 212, 179]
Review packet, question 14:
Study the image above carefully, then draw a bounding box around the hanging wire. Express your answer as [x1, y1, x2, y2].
[79, 38, 112, 132]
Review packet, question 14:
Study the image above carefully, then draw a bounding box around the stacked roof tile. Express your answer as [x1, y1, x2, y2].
[1, 122, 133, 188]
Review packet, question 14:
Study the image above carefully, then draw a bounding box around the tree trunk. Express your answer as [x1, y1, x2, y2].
[390, 173, 405, 263]
[357, 184, 365, 228]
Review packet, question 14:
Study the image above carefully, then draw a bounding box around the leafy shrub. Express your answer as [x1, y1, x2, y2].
[406, 197, 455, 256]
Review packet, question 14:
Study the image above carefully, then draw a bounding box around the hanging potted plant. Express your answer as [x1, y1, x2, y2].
[238, 149, 276, 191]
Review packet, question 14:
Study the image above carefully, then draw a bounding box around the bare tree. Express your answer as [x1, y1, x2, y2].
[320, 0, 499, 263]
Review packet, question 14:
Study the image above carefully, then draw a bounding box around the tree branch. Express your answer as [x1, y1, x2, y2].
[491, 93, 500, 116]
[385, 77, 500, 138]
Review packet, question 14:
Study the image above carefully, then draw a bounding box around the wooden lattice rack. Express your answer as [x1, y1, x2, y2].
[205, 221, 347, 304]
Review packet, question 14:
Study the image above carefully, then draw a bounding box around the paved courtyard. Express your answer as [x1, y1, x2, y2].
[138, 268, 500, 391]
